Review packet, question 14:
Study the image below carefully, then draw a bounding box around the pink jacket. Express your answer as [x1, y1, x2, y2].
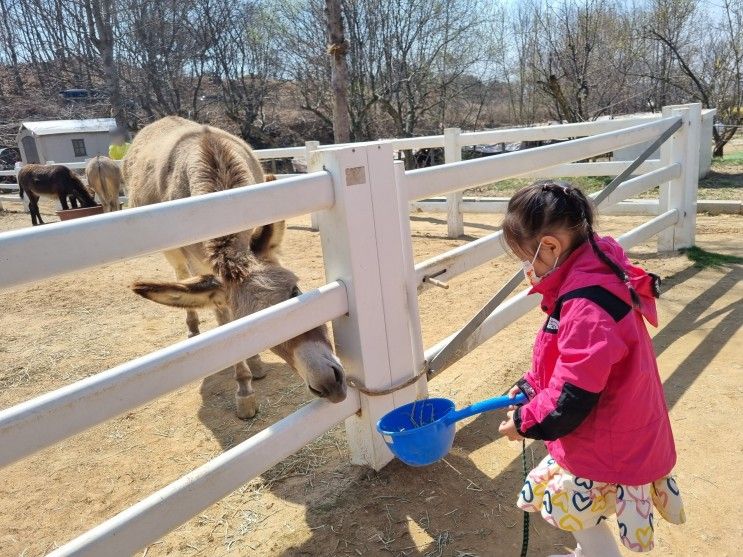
[513, 236, 676, 485]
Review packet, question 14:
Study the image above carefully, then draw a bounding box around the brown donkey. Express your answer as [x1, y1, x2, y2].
[123, 116, 346, 418]
[18, 164, 97, 225]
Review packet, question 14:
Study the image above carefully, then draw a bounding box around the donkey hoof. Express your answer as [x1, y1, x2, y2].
[187, 330, 200, 338]
[249, 359, 267, 380]
[235, 394, 258, 420]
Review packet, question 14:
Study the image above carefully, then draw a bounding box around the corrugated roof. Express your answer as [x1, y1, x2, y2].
[20, 118, 117, 136]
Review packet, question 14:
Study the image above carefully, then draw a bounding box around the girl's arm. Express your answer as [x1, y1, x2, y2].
[513, 299, 628, 441]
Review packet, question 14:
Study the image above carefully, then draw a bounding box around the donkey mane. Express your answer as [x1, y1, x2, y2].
[196, 131, 258, 283]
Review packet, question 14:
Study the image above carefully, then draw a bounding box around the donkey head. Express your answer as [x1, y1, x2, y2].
[131, 223, 347, 403]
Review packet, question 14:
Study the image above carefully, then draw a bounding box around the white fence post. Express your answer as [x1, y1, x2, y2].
[306, 140, 321, 231]
[658, 103, 701, 251]
[394, 160, 428, 402]
[444, 127, 464, 238]
[311, 143, 424, 470]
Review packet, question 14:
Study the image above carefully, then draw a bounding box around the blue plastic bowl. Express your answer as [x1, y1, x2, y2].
[377, 393, 526, 467]
[376, 398, 457, 467]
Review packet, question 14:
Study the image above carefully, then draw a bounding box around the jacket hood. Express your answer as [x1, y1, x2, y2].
[530, 235, 659, 326]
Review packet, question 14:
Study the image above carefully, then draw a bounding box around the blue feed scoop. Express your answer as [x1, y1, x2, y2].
[376, 393, 527, 467]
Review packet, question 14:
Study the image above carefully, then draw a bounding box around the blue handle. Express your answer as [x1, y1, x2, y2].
[443, 393, 527, 425]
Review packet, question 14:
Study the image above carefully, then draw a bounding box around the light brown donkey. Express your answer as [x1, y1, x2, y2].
[123, 116, 346, 418]
[85, 155, 123, 212]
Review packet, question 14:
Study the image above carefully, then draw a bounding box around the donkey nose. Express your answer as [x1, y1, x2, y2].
[311, 363, 346, 402]
[332, 363, 344, 385]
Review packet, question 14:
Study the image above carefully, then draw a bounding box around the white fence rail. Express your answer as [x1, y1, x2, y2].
[0, 104, 702, 556]
[47, 394, 360, 557]
[0, 173, 333, 288]
[0, 282, 349, 468]
[2, 109, 713, 238]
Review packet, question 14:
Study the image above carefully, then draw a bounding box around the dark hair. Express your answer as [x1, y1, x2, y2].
[503, 180, 640, 307]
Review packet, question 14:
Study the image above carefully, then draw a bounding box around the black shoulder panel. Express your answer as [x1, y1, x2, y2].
[558, 285, 632, 323]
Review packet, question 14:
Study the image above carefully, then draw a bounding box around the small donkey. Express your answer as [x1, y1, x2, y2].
[124, 116, 346, 418]
[18, 164, 97, 225]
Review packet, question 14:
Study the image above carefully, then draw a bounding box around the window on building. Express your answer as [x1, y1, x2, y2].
[72, 139, 87, 157]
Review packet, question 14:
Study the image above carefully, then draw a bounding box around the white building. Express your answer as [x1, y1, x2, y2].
[16, 118, 117, 164]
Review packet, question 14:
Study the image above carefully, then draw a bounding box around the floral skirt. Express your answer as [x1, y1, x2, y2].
[516, 455, 685, 553]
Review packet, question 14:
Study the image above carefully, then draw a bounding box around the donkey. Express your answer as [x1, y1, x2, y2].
[85, 155, 123, 212]
[123, 116, 346, 419]
[18, 164, 97, 225]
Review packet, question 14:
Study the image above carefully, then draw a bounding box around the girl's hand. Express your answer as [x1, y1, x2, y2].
[506, 385, 523, 412]
[499, 409, 524, 441]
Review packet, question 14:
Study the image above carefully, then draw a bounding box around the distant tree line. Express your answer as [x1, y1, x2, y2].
[0, 0, 740, 153]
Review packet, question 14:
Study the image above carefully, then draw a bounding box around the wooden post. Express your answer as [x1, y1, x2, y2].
[325, 0, 351, 143]
[444, 127, 464, 238]
[306, 141, 321, 231]
[311, 143, 424, 469]
[658, 103, 701, 251]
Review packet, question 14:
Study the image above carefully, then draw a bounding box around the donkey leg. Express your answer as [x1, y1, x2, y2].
[212, 306, 259, 417]
[58, 193, 69, 211]
[27, 195, 38, 226]
[213, 306, 266, 379]
[163, 249, 200, 337]
[247, 355, 267, 379]
[69, 195, 79, 209]
[28, 194, 43, 225]
[233, 361, 257, 419]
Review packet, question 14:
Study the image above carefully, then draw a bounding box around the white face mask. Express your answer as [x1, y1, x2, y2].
[521, 240, 558, 286]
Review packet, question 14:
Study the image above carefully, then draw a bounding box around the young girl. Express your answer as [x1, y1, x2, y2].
[497, 181, 685, 556]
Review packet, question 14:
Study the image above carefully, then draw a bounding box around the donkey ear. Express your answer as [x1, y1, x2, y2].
[131, 275, 226, 308]
[250, 221, 286, 261]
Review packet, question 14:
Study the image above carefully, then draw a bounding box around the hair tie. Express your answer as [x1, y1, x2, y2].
[541, 182, 570, 195]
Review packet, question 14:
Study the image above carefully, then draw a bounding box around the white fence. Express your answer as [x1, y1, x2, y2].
[1, 108, 715, 234]
[0, 104, 701, 555]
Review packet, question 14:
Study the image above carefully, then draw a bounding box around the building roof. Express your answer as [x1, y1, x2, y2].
[19, 118, 117, 137]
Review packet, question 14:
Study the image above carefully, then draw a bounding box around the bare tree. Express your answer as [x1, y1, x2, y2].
[81, 0, 125, 126]
[644, 0, 741, 155]
[0, 0, 24, 95]
[118, 0, 205, 120]
[525, 0, 644, 122]
[200, 0, 280, 145]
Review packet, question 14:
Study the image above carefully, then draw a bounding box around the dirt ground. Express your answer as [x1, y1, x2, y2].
[0, 201, 741, 557]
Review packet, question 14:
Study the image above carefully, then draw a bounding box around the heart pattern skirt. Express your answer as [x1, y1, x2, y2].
[516, 454, 685, 553]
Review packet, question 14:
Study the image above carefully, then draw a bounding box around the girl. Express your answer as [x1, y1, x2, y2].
[497, 181, 685, 556]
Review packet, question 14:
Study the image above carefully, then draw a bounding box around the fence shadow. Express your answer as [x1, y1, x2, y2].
[194, 364, 572, 555]
[410, 214, 503, 235]
[277, 260, 741, 555]
[276, 424, 573, 557]
[197, 360, 305, 451]
[190, 257, 739, 555]
[650, 263, 742, 409]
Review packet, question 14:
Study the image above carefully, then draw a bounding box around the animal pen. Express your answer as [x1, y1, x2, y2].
[0, 103, 702, 555]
